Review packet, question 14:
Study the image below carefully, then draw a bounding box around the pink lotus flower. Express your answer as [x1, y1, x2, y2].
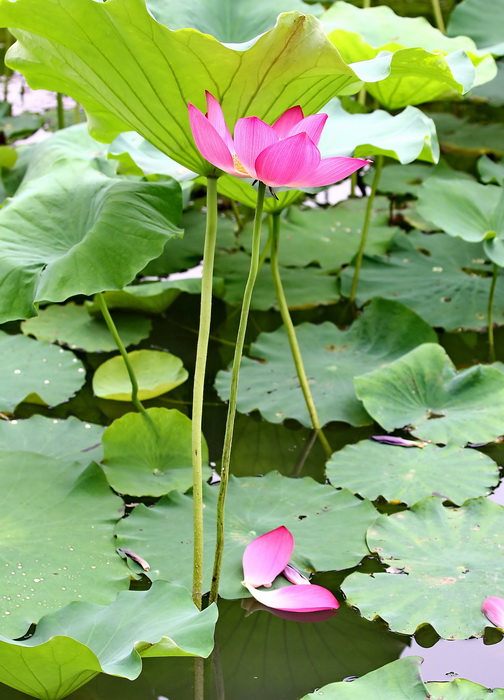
[482, 596, 504, 628]
[242, 526, 339, 613]
[188, 92, 370, 188]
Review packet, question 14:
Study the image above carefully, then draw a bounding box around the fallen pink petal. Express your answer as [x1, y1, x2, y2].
[244, 581, 339, 613]
[482, 596, 504, 628]
[282, 563, 311, 585]
[188, 92, 370, 188]
[242, 526, 294, 588]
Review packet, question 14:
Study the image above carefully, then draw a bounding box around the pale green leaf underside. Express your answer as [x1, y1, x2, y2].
[426, 678, 504, 698]
[355, 343, 504, 445]
[215, 298, 436, 427]
[326, 440, 499, 505]
[115, 472, 377, 599]
[342, 497, 504, 639]
[0, 582, 217, 699]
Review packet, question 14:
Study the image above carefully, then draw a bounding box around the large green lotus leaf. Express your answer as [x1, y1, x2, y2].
[115, 472, 377, 599]
[142, 208, 237, 278]
[342, 496, 504, 639]
[0, 3, 380, 175]
[22, 123, 110, 183]
[322, 2, 495, 109]
[471, 59, 504, 106]
[417, 178, 504, 267]
[326, 440, 499, 506]
[101, 407, 210, 497]
[426, 678, 504, 698]
[0, 453, 129, 639]
[0, 331, 86, 413]
[366, 159, 474, 196]
[301, 657, 428, 699]
[0, 415, 104, 465]
[0, 582, 217, 699]
[0, 160, 183, 323]
[93, 350, 188, 402]
[108, 132, 196, 180]
[148, 0, 322, 42]
[215, 298, 437, 427]
[21, 303, 152, 352]
[478, 155, 504, 185]
[86, 278, 224, 315]
[214, 250, 340, 310]
[340, 231, 504, 332]
[317, 98, 439, 163]
[429, 112, 504, 157]
[448, 0, 504, 55]
[239, 199, 398, 272]
[355, 343, 504, 445]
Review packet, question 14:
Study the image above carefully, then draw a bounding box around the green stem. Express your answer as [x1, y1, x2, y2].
[194, 657, 204, 700]
[431, 0, 446, 33]
[349, 155, 384, 304]
[488, 263, 498, 363]
[291, 429, 318, 478]
[209, 182, 267, 604]
[230, 200, 243, 232]
[269, 213, 332, 460]
[95, 292, 146, 415]
[191, 176, 219, 609]
[56, 93, 65, 130]
[363, 0, 371, 7]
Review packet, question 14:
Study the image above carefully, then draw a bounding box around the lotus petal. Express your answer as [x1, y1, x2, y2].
[244, 581, 339, 612]
[242, 526, 294, 588]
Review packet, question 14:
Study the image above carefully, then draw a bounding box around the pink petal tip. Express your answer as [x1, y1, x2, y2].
[482, 597, 504, 628]
[242, 526, 294, 588]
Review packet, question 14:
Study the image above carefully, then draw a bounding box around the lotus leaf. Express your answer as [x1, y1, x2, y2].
[0, 331, 86, 413]
[215, 298, 437, 427]
[101, 407, 210, 497]
[0, 454, 129, 639]
[93, 350, 188, 401]
[115, 472, 377, 599]
[0, 582, 217, 699]
[448, 0, 504, 55]
[355, 343, 504, 445]
[426, 678, 504, 698]
[342, 497, 504, 639]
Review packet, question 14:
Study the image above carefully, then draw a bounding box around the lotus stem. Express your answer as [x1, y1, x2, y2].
[95, 292, 146, 416]
[349, 155, 384, 304]
[363, 0, 371, 7]
[269, 213, 332, 461]
[192, 175, 219, 609]
[488, 263, 498, 363]
[194, 657, 204, 700]
[56, 93, 65, 130]
[230, 199, 243, 232]
[431, 0, 446, 34]
[209, 181, 267, 604]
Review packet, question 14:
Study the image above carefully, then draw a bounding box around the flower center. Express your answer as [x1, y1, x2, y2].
[232, 154, 249, 175]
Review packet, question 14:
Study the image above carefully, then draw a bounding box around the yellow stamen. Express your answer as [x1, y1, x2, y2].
[232, 154, 249, 175]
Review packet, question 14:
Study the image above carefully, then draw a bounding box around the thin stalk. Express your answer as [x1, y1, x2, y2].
[488, 263, 498, 363]
[209, 182, 267, 604]
[349, 155, 384, 304]
[269, 213, 332, 460]
[230, 200, 244, 232]
[191, 175, 219, 609]
[56, 93, 65, 130]
[194, 657, 204, 700]
[73, 100, 81, 124]
[291, 429, 318, 478]
[363, 0, 371, 7]
[95, 292, 146, 415]
[431, 0, 446, 34]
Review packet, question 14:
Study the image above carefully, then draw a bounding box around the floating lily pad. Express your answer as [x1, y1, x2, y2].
[0, 453, 129, 639]
[239, 198, 397, 272]
[478, 155, 504, 185]
[115, 472, 377, 599]
[21, 303, 151, 352]
[326, 441, 499, 506]
[301, 657, 428, 699]
[318, 98, 439, 163]
[322, 2, 491, 109]
[0, 415, 103, 465]
[0, 582, 217, 699]
[340, 231, 504, 331]
[447, 0, 504, 55]
[0, 331, 86, 413]
[101, 408, 209, 497]
[215, 298, 436, 427]
[426, 678, 504, 698]
[428, 112, 504, 157]
[214, 250, 340, 310]
[0, 159, 183, 323]
[93, 350, 188, 402]
[341, 496, 504, 639]
[355, 343, 504, 445]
